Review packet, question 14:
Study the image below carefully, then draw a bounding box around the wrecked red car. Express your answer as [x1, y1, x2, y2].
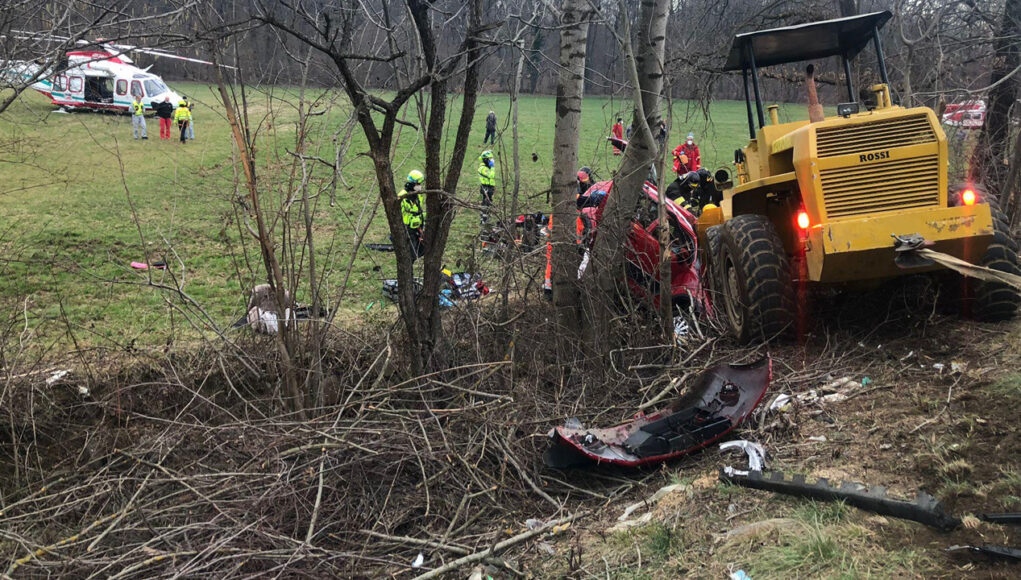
[577, 179, 706, 312]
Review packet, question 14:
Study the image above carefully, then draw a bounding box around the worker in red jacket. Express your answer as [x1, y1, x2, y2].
[672, 132, 701, 174]
[611, 118, 624, 155]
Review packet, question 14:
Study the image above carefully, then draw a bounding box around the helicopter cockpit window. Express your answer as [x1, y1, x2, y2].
[130, 80, 143, 97]
[144, 79, 168, 97]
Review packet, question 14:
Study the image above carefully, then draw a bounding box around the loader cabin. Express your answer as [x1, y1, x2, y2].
[709, 11, 993, 285]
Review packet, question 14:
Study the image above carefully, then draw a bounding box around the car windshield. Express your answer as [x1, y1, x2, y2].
[144, 79, 168, 97]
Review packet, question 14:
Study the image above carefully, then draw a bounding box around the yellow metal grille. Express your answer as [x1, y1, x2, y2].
[816, 115, 936, 158]
[820, 155, 941, 219]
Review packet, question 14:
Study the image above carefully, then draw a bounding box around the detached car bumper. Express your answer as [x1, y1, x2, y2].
[804, 204, 994, 282]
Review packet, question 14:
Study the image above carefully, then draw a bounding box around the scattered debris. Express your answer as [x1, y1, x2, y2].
[719, 469, 960, 531]
[721, 518, 796, 543]
[951, 361, 968, 374]
[412, 553, 424, 568]
[607, 512, 654, 533]
[543, 358, 770, 468]
[933, 363, 946, 372]
[45, 369, 70, 386]
[672, 315, 690, 341]
[382, 271, 489, 308]
[720, 440, 767, 477]
[234, 285, 327, 335]
[467, 566, 495, 580]
[617, 483, 687, 522]
[729, 569, 753, 580]
[130, 260, 167, 270]
[807, 435, 828, 443]
[764, 376, 861, 418]
[365, 243, 394, 252]
[946, 545, 1021, 562]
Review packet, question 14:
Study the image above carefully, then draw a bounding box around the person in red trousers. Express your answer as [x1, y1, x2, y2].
[154, 97, 174, 140]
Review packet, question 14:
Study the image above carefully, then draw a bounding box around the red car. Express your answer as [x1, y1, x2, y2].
[577, 180, 706, 312]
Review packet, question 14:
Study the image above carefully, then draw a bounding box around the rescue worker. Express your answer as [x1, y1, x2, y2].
[183, 96, 195, 140]
[478, 150, 496, 224]
[693, 167, 722, 209]
[672, 132, 700, 173]
[483, 110, 497, 144]
[131, 94, 147, 140]
[173, 100, 192, 144]
[611, 118, 624, 155]
[665, 170, 700, 211]
[655, 120, 668, 150]
[154, 96, 174, 140]
[576, 166, 593, 197]
[399, 170, 427, 260]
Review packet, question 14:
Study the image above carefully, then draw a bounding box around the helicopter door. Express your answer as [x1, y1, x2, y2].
[115, 78, 128, 105]
[83, 76, 114, 104]
[67, 75, 84, 102]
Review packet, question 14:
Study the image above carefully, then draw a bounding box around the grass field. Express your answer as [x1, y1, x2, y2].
[0, 83, 816, 349]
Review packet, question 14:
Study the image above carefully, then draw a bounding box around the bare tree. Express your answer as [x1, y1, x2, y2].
[549, 0, 592, 337]
[240, 0, 486, 373]
[588, 0, 670, 333]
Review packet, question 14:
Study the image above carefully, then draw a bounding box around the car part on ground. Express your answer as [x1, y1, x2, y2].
[719, 468, 960, 531]
[543, 358, 770, 468]
[946, 545, 1021, 562]
[977, 513, 1021, 525]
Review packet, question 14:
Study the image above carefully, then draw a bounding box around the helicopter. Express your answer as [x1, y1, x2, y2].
[2, 31, 226, 113]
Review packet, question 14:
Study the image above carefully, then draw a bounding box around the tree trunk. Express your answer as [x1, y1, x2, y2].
[972, 0, 1020, 195]
[549, 0, 591, 337]
[501, 40, 527, 322]
[589, 0, 669, 332]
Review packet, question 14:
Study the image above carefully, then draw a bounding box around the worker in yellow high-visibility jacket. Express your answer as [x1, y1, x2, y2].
[131, 95, 147, 140]
[173, 100, 192, 144]
[478, 150, 496, 224]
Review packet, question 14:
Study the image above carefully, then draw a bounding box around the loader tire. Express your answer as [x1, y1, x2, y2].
[972, 209, 1020, 322]
[717, 215, 796, 343]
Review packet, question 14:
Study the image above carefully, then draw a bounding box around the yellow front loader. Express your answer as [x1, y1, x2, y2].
[699, 11, 1019, 343]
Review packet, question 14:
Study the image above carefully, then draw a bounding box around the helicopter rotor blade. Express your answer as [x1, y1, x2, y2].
[8, 30, 73, 43]
[112, 45, 235, 68]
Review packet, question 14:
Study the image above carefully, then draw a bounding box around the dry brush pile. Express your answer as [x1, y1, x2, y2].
[0, 304, 704, 579]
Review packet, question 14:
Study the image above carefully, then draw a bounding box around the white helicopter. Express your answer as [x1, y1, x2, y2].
[3, 31, 225, 113]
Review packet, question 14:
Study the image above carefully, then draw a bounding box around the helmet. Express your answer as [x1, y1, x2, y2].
[577, 166, 592, 181]
[686, 132, 694, 140]
[697, 167, 713, 182]
[480, 150, 493, 160]
[684, 171, 701, 187]
[179, 100, 187, 107]
[407, 169, 425, 184]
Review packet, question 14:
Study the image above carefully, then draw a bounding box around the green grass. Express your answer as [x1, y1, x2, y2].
[0, 83, 815, 350]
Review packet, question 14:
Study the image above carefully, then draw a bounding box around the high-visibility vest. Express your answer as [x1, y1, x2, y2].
[478, 163, 495, 187]
[132, 101, 144, 116]
[173, 106, 192, 123]
[400, 191, 424, 229]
